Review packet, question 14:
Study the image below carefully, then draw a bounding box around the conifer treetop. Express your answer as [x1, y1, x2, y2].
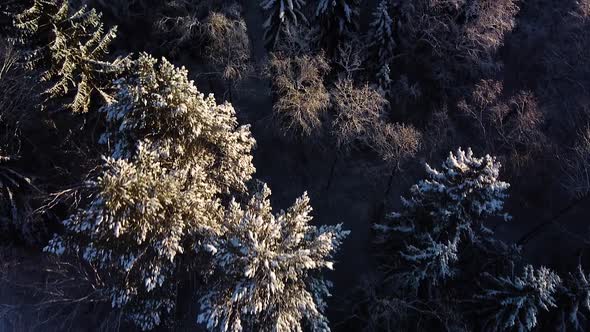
[100, 53, 256, 193]
[198, 183, 349, 332]
[14, 0, 124, 113]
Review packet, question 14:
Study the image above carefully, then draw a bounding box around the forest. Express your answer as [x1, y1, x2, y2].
[0, 0, 589, 331]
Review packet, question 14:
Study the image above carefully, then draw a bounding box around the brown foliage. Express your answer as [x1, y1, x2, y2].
[269, 52, 330, 139]
[459, 79, 545, 175]
[330, 79, 387, 151]
[203, 11, 252, 82]
[396, 0, 519, 96]
[370, 123, 422, 168]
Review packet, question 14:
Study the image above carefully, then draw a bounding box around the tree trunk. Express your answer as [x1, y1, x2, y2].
[325, 152, 339, 190]
[374, 167, 397, 223]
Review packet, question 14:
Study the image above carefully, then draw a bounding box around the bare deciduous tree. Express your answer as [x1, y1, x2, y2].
[459, 80, 546, 176]
[330, 79, 387, 152]
[269, 52, 330, 139]
[371, 123, 422, 170]
[203, 10, 252, 99]
[563, 125, 590, 198]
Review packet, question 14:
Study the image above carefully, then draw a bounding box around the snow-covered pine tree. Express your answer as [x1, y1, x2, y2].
[375, 148, 511, 287]
[45, 143, 226, 331]
[368, 0, 396, 91]
[555, 265, 590, 331]
[315, 0, 361, 54]
[376, 64, 392, 92]
[476, 265, 561, 332]
[45, 53, 256, 330]
[260, 0, 308, 50]
[198, 183, 349, 332]
[14, 0, 125, 113]
[99, 53, 256, 193]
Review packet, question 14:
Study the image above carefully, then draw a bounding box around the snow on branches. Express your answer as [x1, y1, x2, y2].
[45, 144, 225, 330]
[198, 183, 349, 332]
[368, 0, 396, 89]
[476, 265, 561, 332]
[14, 0, 125, 113]
[261, 0, 308, 50]
[45, 53, 256, 330]
[376, 148, 510, 287]
[99, 53, 256, 193]
[555, 265, 590, 330]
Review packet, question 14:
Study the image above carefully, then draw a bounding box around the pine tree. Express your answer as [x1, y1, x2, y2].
[46, 53, 257, 330]
[368, 0, 396, 90]
[476, 265, 561, 332]
[45, 144, 226, 330]
[14, 0, 125, 113]
[198, 183, 349, 332]
[315, 0, 361, 53]
[376, 148, 511, 287]
[99, 53, 256, 193]
[556, 265, 590, 330]
[260, 0, 308, 50]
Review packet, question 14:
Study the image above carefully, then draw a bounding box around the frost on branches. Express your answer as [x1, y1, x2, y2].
[555, 265, 590, 331]
[45, 145, 225, 330]
[99, 53, 256, 193]
[376, 148, 510, 287]
[368, 0, 396, 90]
[476, 265, 561, 332]
[14, 0, 125, 113]
[260, 0, 308, 50]
[198, 183, 349, 332]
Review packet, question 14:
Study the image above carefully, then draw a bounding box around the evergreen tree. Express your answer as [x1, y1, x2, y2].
[99, 53, 256, 193]
[47, 53, 256, 330]
[198, 183, 349, 332]
[476, 265, 561, 332]
[45, 144, 226, 330]
[556, 265, 590, 331]
[260, 0, 308, 50]
[315, 0, 361, 54]
[14, 0, 125, 113]
[368, 0, 396, 90]
[376, 148, 511, 287]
